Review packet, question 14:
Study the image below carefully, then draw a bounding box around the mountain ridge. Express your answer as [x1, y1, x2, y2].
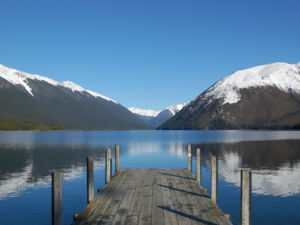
[128, 103, 188, 127]
[0, 64, 150, 130]
[0, 64, 118, 103]
[160, 62, 300, 130]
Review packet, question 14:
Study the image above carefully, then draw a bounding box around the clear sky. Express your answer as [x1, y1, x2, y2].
[1, 0, 300, 110]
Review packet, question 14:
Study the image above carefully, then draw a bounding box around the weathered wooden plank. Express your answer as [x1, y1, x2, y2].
[138, 170, 154, 225]
[175, 170, 204, 217]
[95, 215, 114, 225]
[103, 182, 129, 216]
[164, 169, 194, 225]
[128, 170, 144, 216]
[124, 216, 139, 225]
[177, 169, 219, 225]
[159, 170, 179, 225]
[151, 170, 164, 225]
[73, 169, 232, 225]
[111, 183, 136, 225]
[180, 169, 232, 225]
[74, 170, 129, 225]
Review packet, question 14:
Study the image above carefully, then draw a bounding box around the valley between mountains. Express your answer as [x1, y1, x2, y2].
[1, 62, 300, 130]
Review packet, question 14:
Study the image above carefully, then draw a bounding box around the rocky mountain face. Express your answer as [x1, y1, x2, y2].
[0, 64, 150, 130]
[128, 103, 188, 128]
[160, 62, 300, 130]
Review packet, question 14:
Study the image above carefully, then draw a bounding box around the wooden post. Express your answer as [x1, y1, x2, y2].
[110, 157, 113, 178]
[52, 171, 63, 225]
[196, 148, 202, 185]
[115, 144, 120, 174]
[211, 155, 218, 204]
[241, 170, 252, 225]
[87, 157, 94, 204]
[105, 148, 111, 184]
[188, 144, 192, 172]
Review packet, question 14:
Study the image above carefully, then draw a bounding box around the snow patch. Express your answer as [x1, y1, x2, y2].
[86, 90, 118, 104]
[166, 103, 189, 115]
[61, 81, 85, 92]
[128, 107, 160, 117]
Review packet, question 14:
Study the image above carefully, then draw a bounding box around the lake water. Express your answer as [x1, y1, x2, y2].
[1, 130, 300, 225]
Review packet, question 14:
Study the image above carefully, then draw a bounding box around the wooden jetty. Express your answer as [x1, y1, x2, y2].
[73, 168, 232, 225]
[52, 144, 252, 225]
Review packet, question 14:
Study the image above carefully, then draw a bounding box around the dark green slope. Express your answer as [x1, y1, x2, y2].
[0, 77, 150, 130]
[0, 118, 63, 131]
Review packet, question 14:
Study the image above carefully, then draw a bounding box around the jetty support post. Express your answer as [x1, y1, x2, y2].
[115, 144, 120, 174]
[110, 157, 113, 178]
[52, 171, 63, 225]
[241, 170, 252, 225]
[87, 157, 94, 204]
[196, 148, 202, 185]
[105, 148, 111, 184]
[188, 144, 192, 172]
[211, 155, 218, 204]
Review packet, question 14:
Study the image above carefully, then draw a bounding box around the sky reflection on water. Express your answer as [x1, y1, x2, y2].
[1, 130, 300, 225]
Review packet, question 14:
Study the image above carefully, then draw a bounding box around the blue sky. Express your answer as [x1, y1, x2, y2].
[1, 0, 300, 110]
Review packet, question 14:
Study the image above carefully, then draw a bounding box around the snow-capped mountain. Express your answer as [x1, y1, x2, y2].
[128, 107, 160, 118]
[0, 64, 117, 103]
[0, 64, 149, 130]
[149, 103, 188, 127]
[204, 62, 300, 104]
[128, 107, 160, 126]
[160, 62, 300, 129]
[129, 103, 188, 128]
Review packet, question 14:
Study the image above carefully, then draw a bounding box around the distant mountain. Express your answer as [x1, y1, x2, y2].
[160, 62, 300, 130]
[0, 64, 150, 130]
[127, 107, 160, 124]
[148, 103, 188, 127]
[129, 103, 188, 128]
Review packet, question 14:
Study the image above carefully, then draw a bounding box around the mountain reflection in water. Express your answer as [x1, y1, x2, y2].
[1, 130, 300, 225]
[195, 141, 300, 196]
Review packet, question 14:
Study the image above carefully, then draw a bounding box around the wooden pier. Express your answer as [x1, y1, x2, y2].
[52, 144, 252, 225]
[73, 168, 232, 225]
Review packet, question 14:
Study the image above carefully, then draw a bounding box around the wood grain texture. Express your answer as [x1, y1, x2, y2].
[73, 169, 232, 225]
[52, 171, 63, 225]
[87, 157, 94, 204]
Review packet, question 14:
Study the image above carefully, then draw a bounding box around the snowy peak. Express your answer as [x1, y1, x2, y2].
[166, 103, 189, 115]
[128, 102, 189, 128]
[0, 64, 117, 103]
[128, 102, 188, 118]
[204, 62, 300, 104]
[128, 107, 160, 117]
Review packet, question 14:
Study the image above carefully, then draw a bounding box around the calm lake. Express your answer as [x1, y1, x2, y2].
[1, 130, 300, 225]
